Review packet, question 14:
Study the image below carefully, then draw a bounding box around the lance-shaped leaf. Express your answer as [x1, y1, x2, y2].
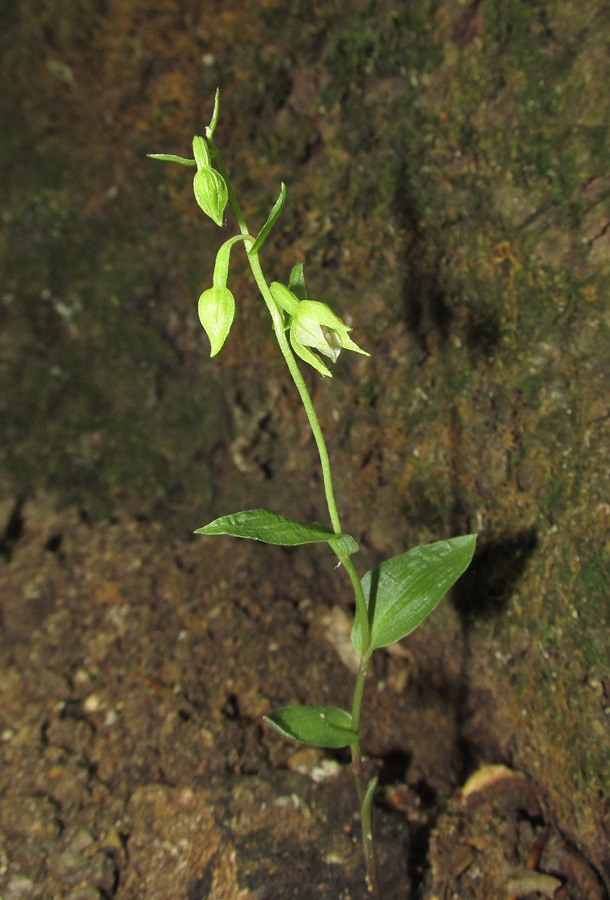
[352, 534, 476, 657]
[361, 775, 378, 839]
[248, 183, 287, 255]
[288, 262, 308, 301]
[147, 153, 197, 166]
[195, 508, 358, 557]
[264, 705, 360, 748]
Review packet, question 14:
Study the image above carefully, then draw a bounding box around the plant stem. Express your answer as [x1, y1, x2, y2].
[342, 555, 370, 657]
[209, 137, 342, 535]
[350, 657, 382, 899]
[210, 137, 381, 897]
[351, 743, 382, 899]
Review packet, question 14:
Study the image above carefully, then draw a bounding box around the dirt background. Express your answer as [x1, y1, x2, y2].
[1, 1, 609, 898]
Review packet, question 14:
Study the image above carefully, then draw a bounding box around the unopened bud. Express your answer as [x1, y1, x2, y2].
[193, 167, 228, 227]
[198, 285, 235, 356]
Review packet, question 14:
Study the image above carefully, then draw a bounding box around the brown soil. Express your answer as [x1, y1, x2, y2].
[0, 495, 605, 900]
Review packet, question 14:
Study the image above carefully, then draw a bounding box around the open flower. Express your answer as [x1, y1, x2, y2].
[270, 282, 369, 377]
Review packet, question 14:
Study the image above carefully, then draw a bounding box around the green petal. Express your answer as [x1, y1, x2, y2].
[291, 317, 333, 356]
[290, 332, 332, 376]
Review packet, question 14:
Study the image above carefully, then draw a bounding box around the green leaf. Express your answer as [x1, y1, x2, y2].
[264, 705, 360, 748]
[288, 262, 308, 301]
[352, 534, 477, 657]
[147, 153, 197, 166]
[248, 183, 287, 255]
[195, 508, 358, 556]
[361, 775, 378, 837]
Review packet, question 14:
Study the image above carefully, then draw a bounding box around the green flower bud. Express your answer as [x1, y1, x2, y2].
[193, 167, 228, 227]
[198, 285, 235, 357]
[192, 135, 228, 227]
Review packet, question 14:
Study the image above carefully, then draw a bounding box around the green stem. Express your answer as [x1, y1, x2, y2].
[209, 138, 341, 536]
[351, 658, 369, 733]
[343, 555, 370, 657]
[207, 138, 249, 235]
[350, 659, 381, 899]
[209, 135, 381, 898]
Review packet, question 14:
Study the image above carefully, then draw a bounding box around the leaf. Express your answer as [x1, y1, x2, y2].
[264, 705, 360, 748]
[288, 262, 308, 301]
[352, 534, 476, 656]
[147, 153, 196, 166]
[195, 508, 358, 556]
[248, 182, 287, 255]
[361, 775, 378, 835]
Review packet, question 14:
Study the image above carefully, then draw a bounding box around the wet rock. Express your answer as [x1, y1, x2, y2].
[64, 888, 103, 900]
[3, 875, 35, 899]
[0, 795, 61, 841]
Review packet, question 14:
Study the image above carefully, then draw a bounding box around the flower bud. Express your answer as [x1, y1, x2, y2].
[193, 167, 228, 227]
[198, 285, 235, 356]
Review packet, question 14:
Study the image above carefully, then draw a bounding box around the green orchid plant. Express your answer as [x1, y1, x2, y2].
[149, 90, 476, 899]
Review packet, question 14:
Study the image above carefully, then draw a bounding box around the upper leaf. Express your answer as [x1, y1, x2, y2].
[147, 153, 197, 166]
[264, 705, 360, 748]
[195, 508, 358, 556]
[248, 182, 287, 255]
[288, 263, 308, 301]
[352, 534, 476, 657]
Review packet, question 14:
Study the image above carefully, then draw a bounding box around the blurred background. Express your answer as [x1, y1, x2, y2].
[1, 0, 609, 897]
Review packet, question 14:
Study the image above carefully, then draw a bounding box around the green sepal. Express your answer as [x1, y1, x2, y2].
[290, 334, 333, 377]
[288, 263, 308, 301]
[195, 508, 358, 556]
[352, 534, 477, 657]
[264, 705, 360, 748]
[270, 282, 300, 317]
[248, 183, 287, 255]
[147, 153, 197, 166]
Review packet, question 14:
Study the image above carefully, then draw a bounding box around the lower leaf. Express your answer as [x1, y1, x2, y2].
[195, 508, 358, 556]
[352, 534, 477, 656]
[264, 705, 360, 749]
